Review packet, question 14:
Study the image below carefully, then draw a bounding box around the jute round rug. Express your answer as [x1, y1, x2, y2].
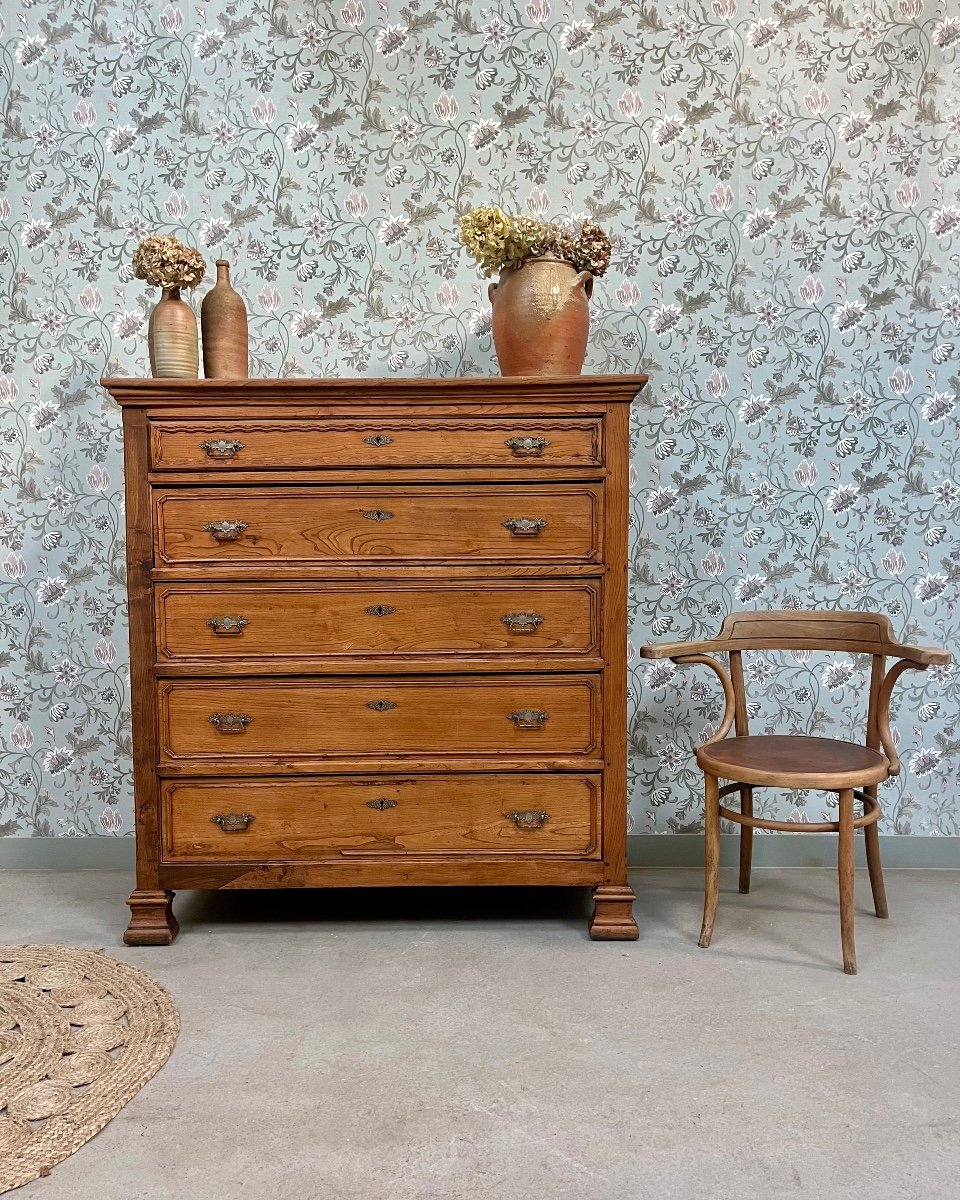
[0, 945, 179, 1194]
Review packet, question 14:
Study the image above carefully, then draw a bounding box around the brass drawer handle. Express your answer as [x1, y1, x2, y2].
[366, 798, 398, 810]
[212, 812, 255, 832]
[508, 709, 549, 729]
[507, 810, 550, 830]
[203, 520, 248, 542]
[200, 438, 244, 459]
[502, 517, 547, 536]
[501, 612, 544, 634]
[209, 712, 252, 734]
[505, 436, 549, 457]
[363, 509, 394, 522]
[367, 699, 396, 712]
[365, 604, 396, 617]
[207, 615, 249, 636]
[364, 434, 394, 447]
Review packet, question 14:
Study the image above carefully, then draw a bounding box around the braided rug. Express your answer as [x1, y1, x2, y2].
[0, 945, 179, 1193]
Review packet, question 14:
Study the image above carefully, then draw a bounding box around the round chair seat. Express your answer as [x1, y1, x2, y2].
[696, 735, 889, 789]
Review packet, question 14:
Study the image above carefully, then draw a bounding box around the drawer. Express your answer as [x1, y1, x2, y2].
[158, 676, 601, 762]
[154, 485, 602, 566]
[155, 581, 600, 660]
[161, 774, 600, 860]
[149, 416, 603, 470]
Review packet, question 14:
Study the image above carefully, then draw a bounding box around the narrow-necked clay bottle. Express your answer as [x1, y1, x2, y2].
[201, 260, 249, 378]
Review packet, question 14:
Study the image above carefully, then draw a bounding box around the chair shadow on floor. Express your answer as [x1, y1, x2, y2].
[633, 869, 893, 974]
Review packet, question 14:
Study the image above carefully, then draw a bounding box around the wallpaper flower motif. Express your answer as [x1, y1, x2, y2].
[0, 0, 958, 839]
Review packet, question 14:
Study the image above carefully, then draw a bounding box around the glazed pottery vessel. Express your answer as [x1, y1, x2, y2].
[148, 287, 199, 379]
[487, 254, 593, 376]
[201, 260, 249, 379]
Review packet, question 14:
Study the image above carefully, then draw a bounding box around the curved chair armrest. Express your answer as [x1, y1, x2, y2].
[876, 659, 935, 775]
[640, 639, 725, 660]
[672, 653, 736, 745]
[883, 643, 952, 667]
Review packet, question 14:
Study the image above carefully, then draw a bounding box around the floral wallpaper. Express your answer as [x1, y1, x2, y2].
[0, 0, 958, 840]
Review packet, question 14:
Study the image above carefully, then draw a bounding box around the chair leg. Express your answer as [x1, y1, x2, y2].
[738, 785, 754, 894]
[838, 788, 857, 975]
[863, 787, 889, 919]
[699, 773, 720, 949]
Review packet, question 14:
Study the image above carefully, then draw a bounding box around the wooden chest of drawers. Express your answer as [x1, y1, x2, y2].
[106, 376, 646, 944]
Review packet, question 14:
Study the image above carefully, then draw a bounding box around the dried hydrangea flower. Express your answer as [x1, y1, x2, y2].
[505, 215, 545, 264]
[573, 220, 612, 277]
[131, 234, 206, 290]
[457, 206, 513, 277]
[541, 221, 577, 266]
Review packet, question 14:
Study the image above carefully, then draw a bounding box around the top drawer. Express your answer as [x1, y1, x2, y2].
[148, 417, 603, 471]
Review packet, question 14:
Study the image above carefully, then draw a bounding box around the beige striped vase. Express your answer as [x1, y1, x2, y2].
[148, 287, 199, 378]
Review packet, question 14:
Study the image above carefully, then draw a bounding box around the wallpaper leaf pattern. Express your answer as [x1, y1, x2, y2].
[0, 0, 958, 838]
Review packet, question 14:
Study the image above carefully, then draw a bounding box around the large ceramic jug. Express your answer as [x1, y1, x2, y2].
[487, 254, 593, 376]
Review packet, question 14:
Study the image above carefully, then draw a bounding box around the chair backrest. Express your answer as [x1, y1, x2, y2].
[713, 610, 898, 656]
[713, 611, 894, 746]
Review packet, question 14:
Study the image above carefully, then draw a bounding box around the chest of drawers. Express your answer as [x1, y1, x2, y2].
[106, 375, 646, 944]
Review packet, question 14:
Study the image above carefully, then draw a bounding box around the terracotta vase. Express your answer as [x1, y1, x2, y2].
[201, 260, 249, 379]
[487, 254, 593, 376]
[148, 287, 199, 379]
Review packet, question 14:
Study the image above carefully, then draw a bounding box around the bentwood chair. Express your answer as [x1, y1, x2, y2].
[641, 611, 950, 974]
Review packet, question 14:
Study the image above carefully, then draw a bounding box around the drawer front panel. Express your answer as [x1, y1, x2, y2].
[149, 417, 602, 471]
[162, 774, 600, 860]
[156, 581, 600, 660]
[155, 486, 601, 566]
[159, 676, 600, 761]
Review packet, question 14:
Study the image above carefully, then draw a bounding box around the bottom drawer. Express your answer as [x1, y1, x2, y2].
[162, 774, 600, 860]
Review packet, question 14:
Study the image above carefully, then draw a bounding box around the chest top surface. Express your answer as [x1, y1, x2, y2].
[102, 375, 648, 408]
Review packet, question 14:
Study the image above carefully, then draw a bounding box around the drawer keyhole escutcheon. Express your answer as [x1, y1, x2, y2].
[367, 699, 397, 712]
[501, 612, 544, 634]
[366, 798, 398, 811]
[508, 709, 549, 729]
[502, 517, 548, 536]
[209, 712, 252, 734]
[507, 810, 550, 830]
[200, 439, 244, 459]
[363, 509, 394, 522]
[207, 615, 249, 636]
[504, 436, 549, 457]
[203, 520, 249, 542]
[212, 812, 255, 832]
[364, 434, 394, 447]
[364, 605, 396, 617]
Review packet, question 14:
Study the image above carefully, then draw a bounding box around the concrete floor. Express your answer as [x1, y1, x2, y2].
[1, 869, 958, 1200]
